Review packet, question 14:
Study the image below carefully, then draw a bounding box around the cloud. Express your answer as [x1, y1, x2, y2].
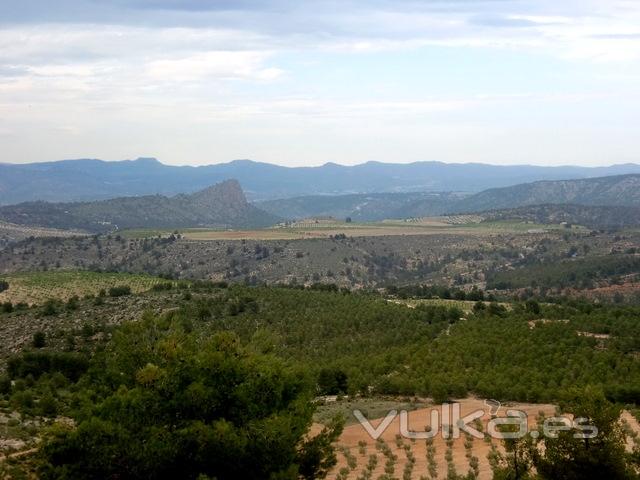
[1, 0, 640, 166]
[468, 14, 549, 28]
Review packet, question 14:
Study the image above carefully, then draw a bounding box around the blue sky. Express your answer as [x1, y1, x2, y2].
[1, 0, 639, 166]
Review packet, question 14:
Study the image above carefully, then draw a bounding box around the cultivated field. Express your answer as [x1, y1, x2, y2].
[322, 398, 556, 480]
[0, 270, 165, 305]
[122, 219, 563, 241]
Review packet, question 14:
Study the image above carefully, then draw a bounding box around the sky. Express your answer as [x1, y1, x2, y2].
[1, 0, 640, 167]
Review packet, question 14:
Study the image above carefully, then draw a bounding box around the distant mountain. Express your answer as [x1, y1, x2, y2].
[0, 180, 278, 233]
[452, 174, 640, 213]
[2, 157, 640, 204]
[256, 192, 468, 222]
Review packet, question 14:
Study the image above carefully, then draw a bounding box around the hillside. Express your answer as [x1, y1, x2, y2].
[452, 174, 640, 213]
[256, 192, 468, 221]
[2, 157, 640, 204]
[0, 180, 278, 233]
[258, 174, 640, 224]
[480, 204, 640, 229]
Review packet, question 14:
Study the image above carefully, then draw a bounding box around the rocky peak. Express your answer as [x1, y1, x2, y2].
[189, 179, 249, 211]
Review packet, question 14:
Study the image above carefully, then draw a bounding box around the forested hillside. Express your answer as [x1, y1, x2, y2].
[257, 192, 466, 221]
[0, 180, 278, 233]
[480, 204, 640, 229]
[2, 280, 640, 478]
[453, 174, 640, 213]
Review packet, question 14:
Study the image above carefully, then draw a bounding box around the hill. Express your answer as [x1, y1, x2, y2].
[452, 174, 640, 213]
[2, 157, 640, 204]
[258, 174, 640, 224]
[256, 192, 468, 222]
[0, 180, 278, 233]
[480, 204, 640, 229]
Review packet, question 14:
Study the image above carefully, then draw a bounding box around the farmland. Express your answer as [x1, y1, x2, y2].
[121, 218, 568, 241]
[323, 397, 559, 480]
[0, 270, 165, 305]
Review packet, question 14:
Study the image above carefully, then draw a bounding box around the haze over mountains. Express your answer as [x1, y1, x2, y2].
[260, 174, 640, 222]
[0, 180, 277, 233]
[2, 157, 640, 233]
[2, 157, 640, 204]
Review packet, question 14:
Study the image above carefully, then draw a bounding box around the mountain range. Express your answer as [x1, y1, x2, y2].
[259, 174, 640, 222]
[0, 180, 276, 233]
[2, 165, 640, 233]
[2, 157, 640, 204]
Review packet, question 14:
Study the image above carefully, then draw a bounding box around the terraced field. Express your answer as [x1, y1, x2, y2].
[0, 271, 165, 305]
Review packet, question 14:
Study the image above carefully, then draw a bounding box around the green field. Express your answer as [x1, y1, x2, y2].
[0, 270, 166, 305]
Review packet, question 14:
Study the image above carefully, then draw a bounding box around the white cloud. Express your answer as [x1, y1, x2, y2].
[1, 1, 640, 165]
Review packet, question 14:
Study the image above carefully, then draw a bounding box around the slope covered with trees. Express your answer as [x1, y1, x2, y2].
[0, 180, 279, 233]
[453, 174, 640, 213]
[3, 283, 640, 477]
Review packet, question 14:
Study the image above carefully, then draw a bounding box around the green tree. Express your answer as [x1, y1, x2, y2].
[533, 388, 634, 480]
[488, 424, 535, 480]
[317, 367, 348, 395]
[39, 316, 343, 480]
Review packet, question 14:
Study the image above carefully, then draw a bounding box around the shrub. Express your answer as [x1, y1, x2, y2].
[33, 331, 47, 348]
[66, 295, 80, 311]
[108, 285, 131, 297]
[38, 393, 58, 416]
[10, 390, 34, 410]
[0, 280, 8, 293]
[0, 375, 11, 395]
[42, 299, 59, 316]
[7, 351, 89, 382]
[318, 367, 348, 395]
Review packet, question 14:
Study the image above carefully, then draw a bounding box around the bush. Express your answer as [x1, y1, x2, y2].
[108, 285, 131, 297]
[10, 390, 34, 410]
[42, 299, 59, 316]
[318, 367, 348, 395]
[7, 351, 89, 382]
[0, 280, 8, 293]
[38, 393, 58, 416]
[33, 331, 47, 348]
[1, 301, 12, 313]
[0, 375, 11, 395]
[66, 295, 80, 311]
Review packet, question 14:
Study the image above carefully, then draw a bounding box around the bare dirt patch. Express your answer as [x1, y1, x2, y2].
[325, 397, 556, 480]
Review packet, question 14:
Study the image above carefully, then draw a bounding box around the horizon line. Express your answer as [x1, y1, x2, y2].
[3, 157, 640, 170]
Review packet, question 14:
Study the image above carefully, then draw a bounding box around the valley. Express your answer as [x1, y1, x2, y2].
[1, 161, 640, 479]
